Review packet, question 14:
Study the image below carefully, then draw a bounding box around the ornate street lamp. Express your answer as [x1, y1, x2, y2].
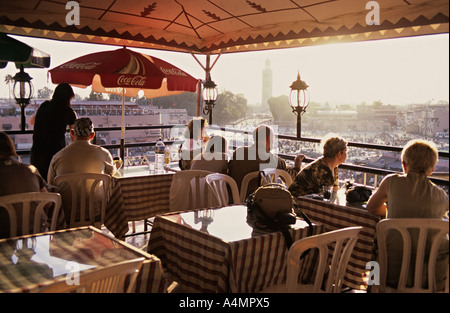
[202, 74, 218, 124]
[289, 72, 309, 138]
[13, 66, 33, 132]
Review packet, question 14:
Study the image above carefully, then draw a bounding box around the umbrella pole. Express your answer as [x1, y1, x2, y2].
[196, 80, 201, 116]
[120, 88, 125, 162]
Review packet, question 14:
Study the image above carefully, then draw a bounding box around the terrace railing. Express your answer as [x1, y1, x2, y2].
[7, 124, 449, 190]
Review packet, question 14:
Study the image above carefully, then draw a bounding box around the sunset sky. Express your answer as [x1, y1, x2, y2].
[1, 33, 448, 107]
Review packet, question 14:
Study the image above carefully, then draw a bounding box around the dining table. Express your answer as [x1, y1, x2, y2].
[0, 226, 167, 293]
[295, 188, 381, 290]
[104, 165, 175, 238]
[147, 204, 322, 293]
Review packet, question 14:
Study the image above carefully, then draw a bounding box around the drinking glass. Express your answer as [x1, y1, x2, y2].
[148, 163, 155, 174]
[323, 185, 333, 201]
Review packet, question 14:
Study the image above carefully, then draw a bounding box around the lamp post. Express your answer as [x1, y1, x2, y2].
[289, 72, 309, 139]
[202, 74, 218, 125]
[13, 66, 33, 132]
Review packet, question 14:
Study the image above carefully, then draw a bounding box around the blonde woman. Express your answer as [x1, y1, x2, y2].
[367, 139, 448, 290]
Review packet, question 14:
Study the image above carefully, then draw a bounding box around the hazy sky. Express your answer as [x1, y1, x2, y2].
[1, 33, 448, 106]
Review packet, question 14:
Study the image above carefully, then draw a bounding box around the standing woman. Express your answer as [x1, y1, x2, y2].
[30, 83, 77, 181]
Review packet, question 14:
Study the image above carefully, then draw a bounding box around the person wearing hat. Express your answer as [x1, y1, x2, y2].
[47, 117, 120, 184]
[47, 118, 121, 225]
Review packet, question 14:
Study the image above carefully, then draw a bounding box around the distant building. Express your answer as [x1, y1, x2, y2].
[306, 107, 391, 133]
[356, 103, 398, 127]
[1, 99, 189, 150]
[398, 104, 449, 137]
[261, 59, 273, 109]
[420, 105, 449, 137]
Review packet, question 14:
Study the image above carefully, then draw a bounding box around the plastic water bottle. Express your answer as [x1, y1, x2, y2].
[155, 138, 165, 173]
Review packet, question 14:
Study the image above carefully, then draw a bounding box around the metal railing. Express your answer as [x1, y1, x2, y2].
[214, 126, 449, 189]
[7, 124, 449, 189]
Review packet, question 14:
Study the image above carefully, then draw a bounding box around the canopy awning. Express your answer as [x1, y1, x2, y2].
[0, 0, 448, 55]
[0, 33, 50, 68]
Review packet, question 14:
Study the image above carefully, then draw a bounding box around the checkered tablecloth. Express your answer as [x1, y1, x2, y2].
[104, 172, 174, 238]
[147, 206, 322, 293]
[295, 196, 381, 290]
[0, 227, 166, 293]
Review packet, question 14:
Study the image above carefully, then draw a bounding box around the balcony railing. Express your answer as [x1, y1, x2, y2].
[6, 124, 449, 190]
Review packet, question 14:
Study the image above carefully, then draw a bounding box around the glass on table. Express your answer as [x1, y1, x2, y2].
[322, 185, 333, 201]
[113, 156, 123, 169]
[148, 162, 155, 174]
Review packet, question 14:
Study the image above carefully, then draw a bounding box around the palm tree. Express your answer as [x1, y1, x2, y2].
[4, 74, 14, 106]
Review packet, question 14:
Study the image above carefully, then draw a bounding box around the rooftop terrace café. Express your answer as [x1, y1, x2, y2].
[0, 0, 448, 298]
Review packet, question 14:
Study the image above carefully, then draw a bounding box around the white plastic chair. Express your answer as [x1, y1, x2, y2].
[0, 192, 62, 237]
[239, 171, 260, 203]
[261, 226, 362, 293]
[169, 170, 214, 211]
[40, 258, 144, 293]
[375, 218, 449, 293]
[261, 168, 293, 187]
[54, 173, 111, 228]
[239, 169, 293, 203]
[205, 173, 241, 206]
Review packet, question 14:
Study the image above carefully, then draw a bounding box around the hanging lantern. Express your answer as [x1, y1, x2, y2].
[13, 66, 34, 131]
[202, 74, 218, 124]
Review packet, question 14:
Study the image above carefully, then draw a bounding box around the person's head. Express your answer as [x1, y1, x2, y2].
[71, 118, 95, 141]
[51, 83, 75, 106]
[401, 139, 438, 175]
[183, 117, 208, 140]
[0, 132, 17, 158]
[205, 135, 227, 154]
[322, 134, 347, 162]
[253, 125, 275, 151]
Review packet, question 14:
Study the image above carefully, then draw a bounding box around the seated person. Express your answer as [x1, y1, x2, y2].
[366, 139, 448, 290]
[229, 124, 304, 199]
[191, 135, 229, 174]
[0, 132, 48, 238]
[288, 134, 347, 197]
[47, 117, 118, 182]
[179, 117, 209, 170]
[47, 118, 120, 223]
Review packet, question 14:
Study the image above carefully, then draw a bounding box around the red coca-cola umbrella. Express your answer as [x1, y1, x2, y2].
[48, 47, 199, 158]
[49, 47, 198, 97]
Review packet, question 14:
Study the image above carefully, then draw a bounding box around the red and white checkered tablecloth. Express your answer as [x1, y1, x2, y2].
[295, 195, 381, 290]
[147, 205, 322, 293]
[104, 171, 173, 238]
